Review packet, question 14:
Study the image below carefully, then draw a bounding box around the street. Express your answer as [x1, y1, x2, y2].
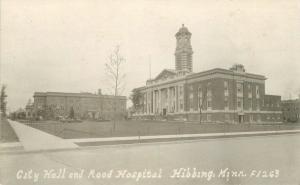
[1, 134, 299, 185]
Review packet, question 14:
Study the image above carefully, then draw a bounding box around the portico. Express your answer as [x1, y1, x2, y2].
[142, 82, 183, 116]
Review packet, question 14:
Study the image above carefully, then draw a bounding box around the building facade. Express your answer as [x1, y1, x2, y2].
[281, 99, 300, 123]
[33, 90, 127, 120]
[132, 25, 282, 123]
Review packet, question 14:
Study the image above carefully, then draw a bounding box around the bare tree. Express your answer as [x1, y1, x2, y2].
[105, 46, 126, 130]
[0, 85, 8, 117]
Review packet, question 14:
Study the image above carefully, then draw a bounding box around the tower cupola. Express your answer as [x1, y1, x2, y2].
[175, 24, 193, 73]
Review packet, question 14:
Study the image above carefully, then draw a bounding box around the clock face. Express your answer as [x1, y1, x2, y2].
[179, 37, 188, 47]
[177, 35, 190, 49]
[179, 36, 187, 42]
[181, 35, 188, 42]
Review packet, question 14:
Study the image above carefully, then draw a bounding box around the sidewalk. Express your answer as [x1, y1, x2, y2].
[7, 120, 78, 151]
[2, 120, 300, 152]
[69, 129, 300, 146]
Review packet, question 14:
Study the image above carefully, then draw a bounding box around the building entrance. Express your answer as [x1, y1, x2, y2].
[238, 115, 244, 123]
[163, 108, 167, 116]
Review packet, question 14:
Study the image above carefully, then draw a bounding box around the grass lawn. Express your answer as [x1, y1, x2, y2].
[24, 120, 300, 139]
[0, 118, 19, 142]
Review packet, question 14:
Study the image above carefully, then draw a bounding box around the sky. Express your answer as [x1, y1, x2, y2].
[1, 0, 300, 111]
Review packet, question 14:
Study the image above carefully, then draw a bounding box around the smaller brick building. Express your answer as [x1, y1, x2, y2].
[33, 90, 127, 120]
[281, 99, 300, 123]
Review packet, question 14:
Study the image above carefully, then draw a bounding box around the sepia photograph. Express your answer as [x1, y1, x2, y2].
[1, 0, 300, 184]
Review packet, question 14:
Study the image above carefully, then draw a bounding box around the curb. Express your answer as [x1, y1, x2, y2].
[1, 130, 300, 155]
[74, 130, 300, 146]
[68, 129, 300, 143]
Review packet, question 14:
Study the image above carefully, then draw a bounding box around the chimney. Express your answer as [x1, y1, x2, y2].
[98, 89, 102, 95]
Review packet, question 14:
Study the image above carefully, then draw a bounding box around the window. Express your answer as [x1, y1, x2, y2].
[207, 90, 212, 97]
[237, 97, 243, 109]
[250, 115, 254, 122]
[225, 114, 230, 121]
[224, 81, 229, 96]
[179, 86, 183, 96]
[237, 83, 243, 97]
[224, 90, 229, 97]
[256, 85, 260, 99]
[190, 93, 193, 99]
[207, 100, 211, 109]
[237, 101, 241, 108]
[257, 115, 261, 122]
[207, 114, 212, 122]
[248, 84, 252, 98]
[189, 93, 194, 111]
[224, 81, 228, 89]
[249, 100, 252, 110]
[207, 89, 212, 110]
[179, 99, 183, 110]
[198, 87, 203, 109]
[224, 96, 229, 109]
[144, 93, 147, 113]
[237, 83, 242, 93]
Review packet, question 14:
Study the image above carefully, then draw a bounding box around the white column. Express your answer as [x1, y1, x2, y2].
[148, 91, 150, 114]
[144, 92, 147, 114]
[158, 89, 161, 113]
[171, 87, 173, 112]
[151, 91, 153, 114]
[146, 91, 149, 114]
[167, 87, 170, 112]
[174, 85, 178, 112]
[154, 90, 156, 114]
[173, 87, 176, 113]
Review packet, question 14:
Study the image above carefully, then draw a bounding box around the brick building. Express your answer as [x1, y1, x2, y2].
[33, 90, 127, 120]
[132, 25, 282, 123]
[281, 99, 300, 123]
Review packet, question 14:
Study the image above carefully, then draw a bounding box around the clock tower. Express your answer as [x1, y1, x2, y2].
[175, 24, 193, 73]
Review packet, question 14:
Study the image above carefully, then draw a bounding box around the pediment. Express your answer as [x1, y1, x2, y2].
[154, 69, 177, 81]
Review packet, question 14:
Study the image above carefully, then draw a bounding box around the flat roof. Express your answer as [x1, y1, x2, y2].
[33, 92, 126, 99]
[134, 67, 267, 91]
[187, 68, 267, 81]
[281, 99, 300, 103]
